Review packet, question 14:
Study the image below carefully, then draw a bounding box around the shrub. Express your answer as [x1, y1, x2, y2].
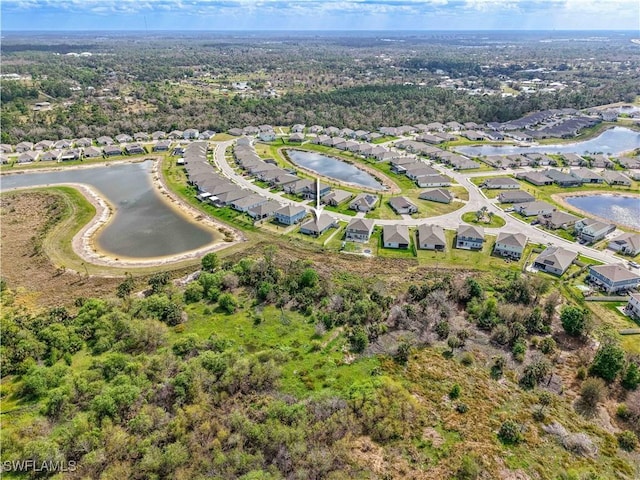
[622, 362, 640, 390]
[460, 352, 474, 366]
[435, 320, 450, 340]
[449, 384, 461, 400]
[455, 454, 480, 480]
[218, 293, 238, 314]
[576, 366, 587, 380]
[617, 430, 638, 452]
[512, 339, 527, 363]
[498, 420, 522, 444]
[394, 341, 411, 365]
[577, 378, 606, 416]
[540, 336, 556, 354]
[616, 403, 631, 420]
[183, 282, 204, 303]
[201, 252, 219, 272]
[456, 403, 469, 414]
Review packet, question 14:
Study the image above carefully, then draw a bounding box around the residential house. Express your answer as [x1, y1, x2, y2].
[18, 151, 39, 163]
[199, 130, 216, 140]
[0, 144, 13, 153]
[533, 247, 577, 276]
[115, 134, 133, 144]
[151, 131, 167, 140]
[456, 225, 485, 250]
[248, 200, 280, 220]
[54, 139, 73, 150]
[96, 136, 114, 146]
[516, 171, 553, 186]
[624, 293, 640, 320]
[537, 211, 580, 230]
[416, 224, 446, 251]
[274, 205, 307, 225]
[309, 125, 323, 134]
[125, 143, 145, 155]
[34, 140, 54, 150]
[183, 129, 200, 139]
[271, 174, 299, 189]
[482, 177, 520, 189]
[383, 225, 410, 249]
[562, 153, 586, 166]
[153, 140, 172, 152]
[544, 169, 582, 187]
[322, 189, 352, 206]
[588, 264, 640, 294]
[494, 232, 527, 259]
[211, 188, 248, 207]
[75, 137, 93, 148]
[388, 196, 418, 215]
[349, 193, 378, 212]
[259, 130, 276, 142]
[575, 218, 616, 243]
[15, 142, 34, 152]
[228, 128, 244, 137]
[299, 214, 337, 236]
[103, 145, 122, 156]
[284, 179, 314, 195]
[404, 164, 439, 180]
[134, 132, 149, 141]
[301, 181, 331, 200]
[168, 130, 183, 139]
[498, 190, 535, 204]
[83, 146, 103, 158]
[419, 188, 453, 204]
[40, 150, 62, 162]
[231, 194, 268, 212]
[602, 170, 632, 186]
[345, 218, 375, 243]
[291, 124, 305, 133]
[416, 175, 451, 188]
[608, 233, 640, 256]
[60, 149, 81, 161]
[513, 201, 555, 217]
[570, 168, 604, 184]
[289, 133, 305, 143]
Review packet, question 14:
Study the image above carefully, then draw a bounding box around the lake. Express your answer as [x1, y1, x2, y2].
[565, 194, 640, 230]
[0, 161, 219, 258]
[456, 127, 640, 157]
[286, 150, 385, 190]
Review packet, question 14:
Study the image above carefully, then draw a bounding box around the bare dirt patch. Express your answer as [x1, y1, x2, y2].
[1, 191, 121, 309]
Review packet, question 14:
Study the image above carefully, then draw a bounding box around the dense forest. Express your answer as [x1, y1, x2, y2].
[2, 247, 639, 478]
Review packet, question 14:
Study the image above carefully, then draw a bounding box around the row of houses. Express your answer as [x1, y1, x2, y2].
[4, 143, 154, 164]
[517, 168, 632, 187]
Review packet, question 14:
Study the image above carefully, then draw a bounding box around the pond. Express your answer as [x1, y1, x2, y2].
[565, 194, 640, 230]
[0, 161, 219, 259]
[456, 127, 640, 157]
[286, 150, 385, 190]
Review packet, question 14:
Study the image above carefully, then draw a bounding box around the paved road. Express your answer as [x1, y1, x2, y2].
[212, 140, 628, 265]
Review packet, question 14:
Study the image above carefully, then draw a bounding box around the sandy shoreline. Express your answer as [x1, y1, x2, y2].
[2, 159, 246, 269]
[551, 191, 640, 232]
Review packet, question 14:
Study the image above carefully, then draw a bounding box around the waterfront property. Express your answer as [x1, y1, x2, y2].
[322, 189, 352, 206]
[456, 225, 485, 250]
[532, 246, 577, 276]
[588, 264, 640, 294]
[608, 232, 640, 256]
[350, 193, 378, 212]
[494, 232, 527, 259]
[498, 190, 535, 204]
[537, 211, 580, 230]
[512, 201, 555, 217]
[345, 218, 375, 243]
[383, 224, 410, 249]
[575, 218, 616, 244]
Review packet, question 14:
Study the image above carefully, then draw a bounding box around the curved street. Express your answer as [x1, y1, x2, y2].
[212, 140, 627, 265]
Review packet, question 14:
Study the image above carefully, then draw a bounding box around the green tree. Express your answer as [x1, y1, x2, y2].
[148, 272, 170, 295]
[589, 338, 625, 382]
[184, 282, 204, 303]
[116, 273, 135, 299]
[201, 252, 219, 272]
[622, 362, 640, 390]
[394, 341, 411, 365]
[218, 293, 238, 314]
[578, 377, 606, 416]
[299, 268, 319, 288]
[498, 420, 522, 444]
[560, 306, 591, 337]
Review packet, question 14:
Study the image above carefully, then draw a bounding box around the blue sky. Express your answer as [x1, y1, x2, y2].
[2, 0, 639, 31]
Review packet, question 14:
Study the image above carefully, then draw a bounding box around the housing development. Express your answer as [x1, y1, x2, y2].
[1, 25, 639, 480]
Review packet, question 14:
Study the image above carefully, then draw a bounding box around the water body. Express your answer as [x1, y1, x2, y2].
[1, 161, 217, 258]
[565, 195, 640, 230]
[456, 127, 640, 157]
[286, 150, 385, 190]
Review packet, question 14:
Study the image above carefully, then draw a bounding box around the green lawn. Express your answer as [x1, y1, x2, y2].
[374, 228, 417, 259]
[461, 211, 506, 228]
